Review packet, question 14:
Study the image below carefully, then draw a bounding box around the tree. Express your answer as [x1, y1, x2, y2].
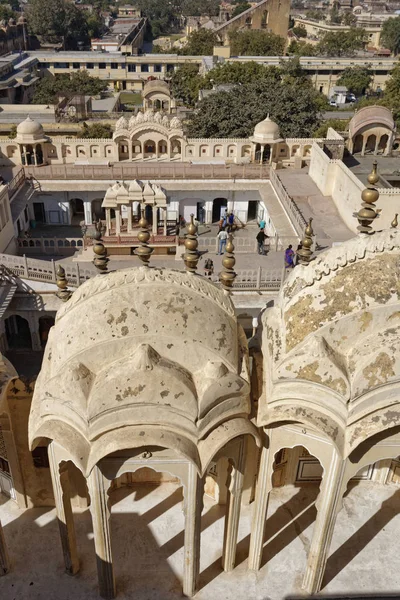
[27, 0, 88, 49]
[181, 0, 220, 16]
[337, 66, 372, 95]
[287, 40, 316, 56]
[228, 29, 285, 56]
[231, 2, 251, 18]
[170, 63, 205, 106]
[205, 61, 281, 86]
[292, 25, 307, 38]
[84, 11, 104, 39]
[78, 123, 113, 138]
[381, 63, 400, 121]
[342, 12, 356, 26]
[0, 5, 16, 21]
[317, 27, 367, 56]
[306, 9, 322, 20]
[32, 71, 108, 104]
[313, 118, 349, 138]
[329, 2, 342, 24]
[187, 62, 321, 138]
[381, 16, 400, 55]
[178, 29, 218, 55]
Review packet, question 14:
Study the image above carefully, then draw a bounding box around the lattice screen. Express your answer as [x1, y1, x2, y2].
[0, 426, 7, 460]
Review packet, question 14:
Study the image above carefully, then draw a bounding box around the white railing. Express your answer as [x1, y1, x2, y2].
[269, 169, 307, 237]
[17, 237, 84, 255]
[0, 253, 286, 292]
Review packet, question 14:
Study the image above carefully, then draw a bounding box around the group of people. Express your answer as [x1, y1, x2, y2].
[284, 243, 302, 268]
[216, 211, 236, 255]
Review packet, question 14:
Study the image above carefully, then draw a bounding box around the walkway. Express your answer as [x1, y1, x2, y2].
[277, 168, 353, 246]
[1, 481, 400, 600]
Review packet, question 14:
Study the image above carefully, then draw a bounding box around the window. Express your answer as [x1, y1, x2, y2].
[99, 63, 106, 69]
[0, 456, 10, 474]
[32, 446, 50, 469]
[86, 63, 94, 69]
[167, 64, 174, 72]
[128, 64, 136, 72]
[111, 63, 118, 69]
[154, 64, 162, 72]
[54, 62, 69, 69]
[73, 62, 80, 69]
[141, 64, 149, 72]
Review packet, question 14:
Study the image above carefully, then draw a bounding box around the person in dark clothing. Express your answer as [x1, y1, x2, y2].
[256, 229, 269, 255]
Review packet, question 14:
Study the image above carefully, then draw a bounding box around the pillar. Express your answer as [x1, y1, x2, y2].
[84, 201, 93, 226]
[183, 463, 203, 597]
[222, 437, 246, 572]
[128, 143, 132, 161]
[48, 443, 80, 575]
[248, 429, 274, 571]
[115, 208, 121, 235]
[29, 315, 41, 351]
[361, 136, 367, 156]
[105, 208, 111, 235]
[374, 137, 380, 156]
[0, 519, 9, 576]
[302, 451, 345, 594]
[32, 149, 37, 166]
[88, 465, 115, 600]
[260, 145, 264, 165]
[163, 209, 167, 236]
[284, 446, 302, 485]
[127, 204, 133, 233]
[152, 206, 157, 235]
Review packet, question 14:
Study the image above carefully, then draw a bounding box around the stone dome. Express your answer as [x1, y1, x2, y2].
[16, 116, 46, 142]
[29, 266, 258, 475]
[252, 116, 281, 142]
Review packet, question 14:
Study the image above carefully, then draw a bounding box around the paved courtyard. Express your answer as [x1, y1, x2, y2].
[1, 481, 400, 600]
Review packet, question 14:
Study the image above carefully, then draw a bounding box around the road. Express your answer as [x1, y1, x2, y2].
[322, 110, 354, 120]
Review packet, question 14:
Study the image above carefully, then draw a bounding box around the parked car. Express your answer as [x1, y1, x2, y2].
[329, 98, 338, 107]
[346, 93, 356, 103]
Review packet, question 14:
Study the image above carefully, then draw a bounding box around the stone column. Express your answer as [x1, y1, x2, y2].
[0, 519, 9, 576]
[115, 208, 121, 235]
[105, 209, 111, 235]
[128, 143, 133, 162]
[127, 204, 133, 233]
[374, 137, 380, 155]
[163, 209, 167, 235]
[222, 436, 246, 572]
[32, 149, 37, 166]
[260, 145, 264, 165]
[84, 201, 93, 226]
[302, 451, 345, 594]
[88, 465, 115, 600]
[361, 136, 367, 156]
[152, 206, 158, 235]
[48, 443, 80, 575]
[183, 463, 203, 597]
[248, 429, 274, 571]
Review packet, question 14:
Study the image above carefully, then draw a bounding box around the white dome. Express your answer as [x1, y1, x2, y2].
[17, 116, 44, 136]
[253, 116, 281, 141]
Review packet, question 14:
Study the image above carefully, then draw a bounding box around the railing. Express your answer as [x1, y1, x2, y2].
[24, 163, 270, 181]
[0, 253, 286, 292]
[7, 167, 25, 198]
[17, 237, 85, 255]
[269, 169, 307, 237]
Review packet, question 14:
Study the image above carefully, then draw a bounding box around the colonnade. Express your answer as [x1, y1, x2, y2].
[104, 205, 168, 236]
[352, 131, 394, 156]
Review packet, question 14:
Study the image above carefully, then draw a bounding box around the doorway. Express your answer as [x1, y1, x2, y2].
[33, 202, 46, 224]
[39, 316, 55, 348]
[4, 315, 32, 350]
[212, 198, 228, 223]
[196, 202, 206, 224]
[247, 201, 258, 222]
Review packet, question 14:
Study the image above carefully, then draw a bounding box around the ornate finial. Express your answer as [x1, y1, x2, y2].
[297, 218, 314, 265]
[219, 234, 236, 292]
[392, 213, 398, 228]
[357, 160, 379, 234]
[56, 265, 72, 301]
[183, 214, 199, 274]
[92, 220, 109, 274]
[135, 208, 153, 266]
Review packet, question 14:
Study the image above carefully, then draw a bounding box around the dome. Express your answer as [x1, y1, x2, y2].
[252, 116, 281, 142]
[29, 267, 258, 475]
[16, 116, 45, 142]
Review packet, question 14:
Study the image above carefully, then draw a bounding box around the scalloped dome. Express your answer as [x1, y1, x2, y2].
[253, 116, 281, 141]
[17, 116, 44, 136]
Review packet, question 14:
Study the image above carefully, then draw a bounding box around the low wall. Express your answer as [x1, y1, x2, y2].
[309, 143, 399, 233]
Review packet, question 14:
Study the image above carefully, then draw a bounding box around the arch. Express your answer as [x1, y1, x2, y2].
[186, 145, 195, 158]
[92, 199, 105, 221]
[76, 145, 86, 158]
[213, 144, 223, 158]
[4, 314, 32, 349]
[262, 145, 271, 162]
[6, 145, 17, 158]
[303, 145, 312, 157]
[365, 134, 377, 154]
[227, 144, 236, 158]
[104, 145, 113, 158]
[157, 139, 168, 156]
[90, 145, 100, 157]
[241, 145, 251, 157]
[170, 138, 181, 157]
[291, 144, 300, 157]
[200, 144, 209, 157]
[118, 141, 129, 161]
[353, 134, 363, 154]
[143, 139, 156, 158]
[378, 133, 389, 154]
[39, 316, 55, 349]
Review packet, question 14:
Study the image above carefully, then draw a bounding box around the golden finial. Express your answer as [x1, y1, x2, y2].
[56, 264, 72, 301]
[135, 208, 153, 266]
[297, 218, 314, 265]
[392, 213, 398, 228]
[183, 214, 199, 274]
[92, 220, 109, 274]
[219, 234, 236, 292]
[357, 160, 379, 234]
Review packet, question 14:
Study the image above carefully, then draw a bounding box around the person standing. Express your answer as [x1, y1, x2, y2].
[227, 211, 235, 233]
[217, 229, 228, 254]
[285, 244, 295, 269]
[259, 218, 266, 230]
[256, 229, 269, 255]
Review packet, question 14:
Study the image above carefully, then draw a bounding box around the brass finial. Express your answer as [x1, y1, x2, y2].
[297, 218, 314, 265]
[135, 208, 153, 266]
[357, 160, 379, 234]
[56, 264, 72, 301]
[219, 234, 236, 292]
[392, 213, 398, 228]
[183, 214, 199, 274]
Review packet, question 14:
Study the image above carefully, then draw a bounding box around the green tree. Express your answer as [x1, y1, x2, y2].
[287, 40, 316, 56]
[205, 61, 281, 86]
[32, 71, 108, 104]
[228, 29, 285, 56]
[8, 124, 17, 139]
[0, 5, 16, 21]
[187, 64, 321, 138]
[337, 65, 372, 95]
[342, 12, 356, 26]
[78, 122, 113, 138]
[292, 25, 307, 38]
[317, 27, 367, 56]
[181, 0, 220, 16]
[305, 9, 322, 20]
[313, 118, 349, 137]
[27, 0, 88, 49]
[381, 16, 400, 55]
[381, 63, 400, 120]
[178, 29, 218, 55]
[231, 2, 251, 18]
[329, 2, 342, 24]
[170, 63, 205, 106]
[84, 11, 104, 39]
